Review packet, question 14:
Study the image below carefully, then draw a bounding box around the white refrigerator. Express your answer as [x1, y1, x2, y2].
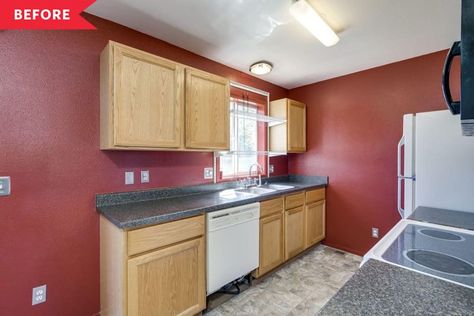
[397, 110, 474, 218]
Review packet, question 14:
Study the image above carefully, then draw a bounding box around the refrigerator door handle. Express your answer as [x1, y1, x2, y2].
[397, 178, 404, 218]
[442, 41, 461, 115]
[397, 135, 405, 178]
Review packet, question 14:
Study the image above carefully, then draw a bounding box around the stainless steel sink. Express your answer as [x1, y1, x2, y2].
[235, 187, 276, 195]
[218, 189, 258, 200]
[266, 184, 295, 190]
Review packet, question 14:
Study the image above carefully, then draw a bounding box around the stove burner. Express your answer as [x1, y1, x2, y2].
[418, 229, 463, 241]
[404, 249, 474, 276]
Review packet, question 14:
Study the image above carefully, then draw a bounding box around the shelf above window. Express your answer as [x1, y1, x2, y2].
[215, 150, 287, 157]
[230, 109, 286, 127]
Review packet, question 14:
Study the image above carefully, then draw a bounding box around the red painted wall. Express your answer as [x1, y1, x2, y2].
[0, 14, 287, 315]
[288, 51, 460, 255]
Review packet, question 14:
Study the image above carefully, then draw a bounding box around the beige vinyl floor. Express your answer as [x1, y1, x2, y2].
[204, 245, 362, 316]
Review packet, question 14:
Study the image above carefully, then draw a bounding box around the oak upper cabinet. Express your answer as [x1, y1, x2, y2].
[100, 41, 184, 150]
[254, 198, 284, 278]
[269, 98, 307, 153]
[100, 41, 230, 151]
[185, 68, 230, 150]
[305, 188, 326, 248]
[100, 215, 206, 316]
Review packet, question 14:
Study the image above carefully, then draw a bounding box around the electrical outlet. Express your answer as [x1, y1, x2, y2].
[141, 170, 150, 183]
[32, 285, 47, 305]
[0, 176, 11, 196]
[125, 171, 134, 185]
[372, 227, 379, 238]
[269, 165, 275, 174]
[204, 168, 214, 180]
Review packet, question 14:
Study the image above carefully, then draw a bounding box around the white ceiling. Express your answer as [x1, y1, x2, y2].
[87, 0, 461, 89]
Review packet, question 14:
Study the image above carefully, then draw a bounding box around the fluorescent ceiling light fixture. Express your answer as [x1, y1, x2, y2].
[249, 61, 273, 75]
[290, 0, 340, 47]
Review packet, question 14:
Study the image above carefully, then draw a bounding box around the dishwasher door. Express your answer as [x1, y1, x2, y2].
[206, 203, 260, 295]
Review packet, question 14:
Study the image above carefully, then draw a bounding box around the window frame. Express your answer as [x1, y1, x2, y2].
[214, 82, 270, 182]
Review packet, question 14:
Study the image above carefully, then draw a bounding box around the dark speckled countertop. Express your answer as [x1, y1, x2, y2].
[318, 259, 474, 316]
[96, 175, 327, 230]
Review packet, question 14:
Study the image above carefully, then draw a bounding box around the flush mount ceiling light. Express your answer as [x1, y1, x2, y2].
[249, 61, 273, 75]
[289, 0, 339, 47]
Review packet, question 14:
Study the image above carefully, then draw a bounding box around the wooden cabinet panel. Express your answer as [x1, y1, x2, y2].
[269, 99, 287, 153]
[269, 98, 306, 153]
[260, 197, 284, 218]
[127, 237, 205, 316]
[255, 212, 284, 277]
[185, 68, 230, 150]
[284, 206, 305, 260]
[100, 215, 206, 316]
[287, 100, 306, 152]
[102, 42, 184, 149]
[285, 192, 305, 210]
[100, 41, 231, 151]
[305, 200, 326, 248]
[127, 215, 205, 256]
[305, 188, 325, 204]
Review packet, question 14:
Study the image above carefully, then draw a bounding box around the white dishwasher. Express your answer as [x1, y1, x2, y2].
[206, 202, 260, 295]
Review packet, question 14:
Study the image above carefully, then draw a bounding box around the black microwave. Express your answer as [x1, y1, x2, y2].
[442, 0, 474, 136]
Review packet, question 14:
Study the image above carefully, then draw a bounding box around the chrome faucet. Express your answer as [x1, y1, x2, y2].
[248, 163, 264, 187]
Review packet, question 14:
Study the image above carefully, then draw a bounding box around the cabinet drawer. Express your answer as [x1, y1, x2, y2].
[127, 215, 205, 256]
[306, 188, 325, 204]
[260, 197, 284, 217]
[285, 192, 305, 209]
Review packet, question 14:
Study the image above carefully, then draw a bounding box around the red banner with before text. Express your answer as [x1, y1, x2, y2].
[0, 0, 96, 29]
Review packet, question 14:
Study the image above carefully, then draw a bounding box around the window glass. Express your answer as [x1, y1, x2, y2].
[216, 89, 267, 181]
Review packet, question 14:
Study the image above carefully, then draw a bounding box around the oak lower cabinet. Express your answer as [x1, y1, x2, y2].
[305, 200, 326, 248]
[254, 198, 284, 278]
[254, 188, 326, 278]
[284, 206, 306, 260]
[269, 98, 307, 153]
[100, 215, 206, 316]
[100, 41, 230, 151]
[305, 188, 326, 248]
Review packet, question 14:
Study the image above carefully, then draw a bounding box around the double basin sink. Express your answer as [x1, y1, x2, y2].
[219, 184, 295, 200]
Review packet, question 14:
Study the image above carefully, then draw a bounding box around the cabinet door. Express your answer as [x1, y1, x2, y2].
[113, 44, 184, 148]
[287, 100, 306, 152]
[127, 237, 205, 316]
[285, 206, 305, 260]
[185, 68, 230, 150]
[257, 212, 284, 277]
[305, 200, 326, 248]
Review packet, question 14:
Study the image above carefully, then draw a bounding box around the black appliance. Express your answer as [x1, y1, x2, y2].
[442, 0, 474, 136]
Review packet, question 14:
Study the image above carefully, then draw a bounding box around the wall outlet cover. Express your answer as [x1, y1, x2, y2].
[269, 165, 275, 174]
[0, 176, 11, 196]
[204, 168, 214, 180]
[371, 227, 379, 238]
[140, 170, 150, 183]
[32, 284, 47, 305]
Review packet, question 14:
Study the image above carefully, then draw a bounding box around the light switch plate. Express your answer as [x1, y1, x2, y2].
[204, 168, 214, 180]
[141, 170, 150, 183]
[0, 176, 11, 196]
[125, 172, 134, 185]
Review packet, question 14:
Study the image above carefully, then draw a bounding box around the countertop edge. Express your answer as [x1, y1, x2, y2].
[98, 182, 326, 230]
